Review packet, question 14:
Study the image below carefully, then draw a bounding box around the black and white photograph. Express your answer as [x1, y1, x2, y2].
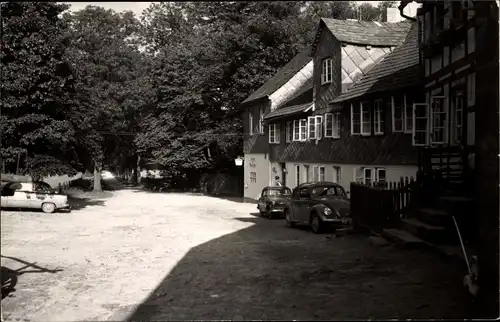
[1, 1, 499, 320]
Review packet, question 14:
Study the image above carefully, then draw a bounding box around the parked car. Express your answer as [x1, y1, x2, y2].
[283, 181, 351, 233]
[257, 186, 292, 218]
[0, 181, 70, 213]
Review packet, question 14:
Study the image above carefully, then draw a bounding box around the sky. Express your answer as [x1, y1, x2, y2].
[64, 1, 381, 18]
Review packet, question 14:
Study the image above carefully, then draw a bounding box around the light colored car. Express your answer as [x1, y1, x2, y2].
[0, 181, 70, 213]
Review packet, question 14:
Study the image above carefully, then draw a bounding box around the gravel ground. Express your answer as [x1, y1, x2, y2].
[1, 182, 472, 321]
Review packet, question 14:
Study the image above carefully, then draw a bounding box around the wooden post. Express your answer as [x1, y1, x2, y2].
[15, 152, 20, 175]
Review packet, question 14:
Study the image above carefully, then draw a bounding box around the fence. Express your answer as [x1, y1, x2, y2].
[350, 176, 420, 234]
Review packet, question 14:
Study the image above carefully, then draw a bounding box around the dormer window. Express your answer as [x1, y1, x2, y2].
[321, 58, 333, 84]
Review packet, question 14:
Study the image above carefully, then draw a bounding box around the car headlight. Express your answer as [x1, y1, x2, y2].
[323, 207, 332, 216]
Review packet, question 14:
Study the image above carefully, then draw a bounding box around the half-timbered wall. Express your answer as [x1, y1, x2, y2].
[420, 0, 477, 148]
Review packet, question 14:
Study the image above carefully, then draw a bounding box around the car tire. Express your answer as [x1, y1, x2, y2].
[41, 203, 56, 213]
[265, 206, 272, 219]
[285, 209, 295, 228]
[310, 213, 323, 234]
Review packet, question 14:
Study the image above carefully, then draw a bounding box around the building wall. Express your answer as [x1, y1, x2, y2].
[243, 100, 272, 154]
[243, 153, 270, 200]
[313, 28, 342, 111]
[281, 161, 417, 194]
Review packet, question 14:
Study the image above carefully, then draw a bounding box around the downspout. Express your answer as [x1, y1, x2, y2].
[398, 0, 417, 21]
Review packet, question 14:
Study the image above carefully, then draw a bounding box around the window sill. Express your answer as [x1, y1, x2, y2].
[321, 81, 332, 86]
[361, 133, 372, 137]
[374, 132, 384, 136]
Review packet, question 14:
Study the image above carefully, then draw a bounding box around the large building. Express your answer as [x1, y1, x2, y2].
[241, 15, 419, 200]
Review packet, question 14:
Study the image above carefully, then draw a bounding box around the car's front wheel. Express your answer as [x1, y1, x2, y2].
[41, 202, 56, 213]
[284, 209, 295, 228]
[310, 213, 323, 234]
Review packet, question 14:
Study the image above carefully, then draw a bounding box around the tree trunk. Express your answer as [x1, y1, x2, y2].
[93, 167, 102, 192]
[137, 153, 141, 185]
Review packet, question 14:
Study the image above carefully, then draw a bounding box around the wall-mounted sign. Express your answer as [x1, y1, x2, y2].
[249, 158, 256, 168]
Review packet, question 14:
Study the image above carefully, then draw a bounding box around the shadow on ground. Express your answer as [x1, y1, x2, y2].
[68, 197, 107, 211]
[1, 255, 63, 300]
[126, 214, 474, 320]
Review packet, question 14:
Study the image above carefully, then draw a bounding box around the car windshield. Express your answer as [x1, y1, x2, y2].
[312, 186, 346, 198]
[268, 188, 291, 196]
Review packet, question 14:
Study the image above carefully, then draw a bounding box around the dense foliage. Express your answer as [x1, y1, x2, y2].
[0, 1, 396, 183]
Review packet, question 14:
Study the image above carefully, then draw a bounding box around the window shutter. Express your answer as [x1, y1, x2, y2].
[353, 167, 363, 183]
[315, 116, 323, 139]
[308, 116, 316, 140]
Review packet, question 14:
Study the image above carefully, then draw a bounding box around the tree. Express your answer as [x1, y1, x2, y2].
[63, 6, 151, 190]
[136, 2, 309, 182]
[0, 2, 83, 180]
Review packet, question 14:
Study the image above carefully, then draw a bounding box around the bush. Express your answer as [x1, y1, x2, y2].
[69, 178, 93, 190]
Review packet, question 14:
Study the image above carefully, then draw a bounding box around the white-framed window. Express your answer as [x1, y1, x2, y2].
[259, 108, 264, 134]
[249, 111, 254, 135]
[295, 165, 300, 186]
[374, 99, 384, 135]
[321, 58, 333, 84]
[299, 119, 307, 141]
[351, 103, 361, 135]
[404, 96, 413, 133]
[308, 116, 323, 140]
[293, 120, 300, 141]
[285, 121, 292, 143]
[293, 119, 308, 141]
[250, 172, 256, 183]
[361, 101, 372, 136]
[333, 166, 341, 184]
[269, 124, 280, 144]
[313, 166, 325, 182]
[325, 113, 340, 138]
[392, 96, 403, 132]
[354, 167, 386, 185]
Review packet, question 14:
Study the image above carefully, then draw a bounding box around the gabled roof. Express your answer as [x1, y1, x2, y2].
[312, 18, 411, 56]
[241, 47, 312, 105]
[331, 22, 420, 103]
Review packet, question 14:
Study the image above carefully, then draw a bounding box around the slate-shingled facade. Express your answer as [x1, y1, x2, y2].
[241, 17, 421, 199]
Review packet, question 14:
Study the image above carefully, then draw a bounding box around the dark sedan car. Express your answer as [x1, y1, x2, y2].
[257, 186, 292, 218]
[283, 182, 351, 233]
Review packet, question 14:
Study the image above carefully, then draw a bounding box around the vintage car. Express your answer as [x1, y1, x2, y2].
[257, 186, 292, 218]
[0, 181, 70, 213]
[283, 181, 351, 233]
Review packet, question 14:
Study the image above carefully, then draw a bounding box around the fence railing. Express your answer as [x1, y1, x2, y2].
[350, 176, 420, 234]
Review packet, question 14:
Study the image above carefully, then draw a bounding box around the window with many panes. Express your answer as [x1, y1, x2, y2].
[308, 116, 323, 140]
[325, 113, 340, 138]
[333, 166, 341, 184]
[361, 101, 372, 135]
[313, 166, 325, 182]
[392, 96, 403, 132]
[269, 124, 280, 144]
[293, 119, 307, 142]
[295, 165, 300, 186]
[258, 107, 264, 134]
[249, 111, 254, 135]
[354, 167, 386, 185]
[351, 103, 361, 135]
[321, 58, 333, 84]
[250, 172, 256, 183]
[374, 99, 384, 135]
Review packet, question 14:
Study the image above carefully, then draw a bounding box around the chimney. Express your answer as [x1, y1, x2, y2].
[386, 2, 421, 23]
[386, 7, 403, 23]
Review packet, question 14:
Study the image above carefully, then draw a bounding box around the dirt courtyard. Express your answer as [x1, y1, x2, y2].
[1, 186, 472, 321]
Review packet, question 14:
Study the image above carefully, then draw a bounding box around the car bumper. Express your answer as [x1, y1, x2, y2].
[58, 203, 71, 210]
[322, 217, 352, 226]
[269, 207, 285, 213]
